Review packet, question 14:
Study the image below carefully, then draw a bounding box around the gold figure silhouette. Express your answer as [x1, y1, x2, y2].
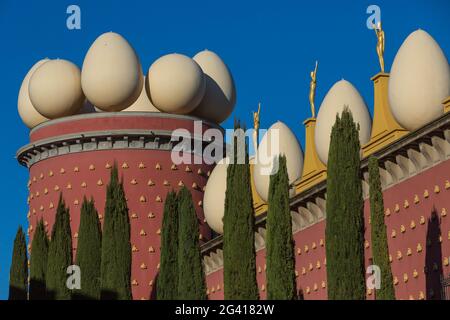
[309, 61, 318, 118]
[373, 21, 385, 73]
[253, 102, 261, 151]
[253, 102, 261, 131]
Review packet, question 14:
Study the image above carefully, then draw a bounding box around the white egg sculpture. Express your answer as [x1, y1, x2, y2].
[29, 59, 84, 119]
[18, 59, 50, 128]
[122, 76, 160, 112]
[146, 53, 205, 114]
[203, 158, 229, 234]
[389, 29, 450, 131]
[253, 121, 304, 202]
[81, 32, 143, 111]
[191, 50, 236, 123]
[315, 80, 371, 165]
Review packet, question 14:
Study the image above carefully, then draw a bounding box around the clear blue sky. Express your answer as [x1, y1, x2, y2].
[0, 0, 448, 299]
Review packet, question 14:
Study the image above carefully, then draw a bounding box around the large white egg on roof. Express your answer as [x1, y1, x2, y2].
[18, 59, 50, 128]
[253, 121, 304, 202]
[315, 80, 371, 165]
[81, 32, 143, 111]
[191, 50, 236, 123]
[146, 53, 205, 114]
[389, 29, 450, 131]
[29, 59, 84, 119]
[122, 76, 160, 112]
[203, 158, 229, 234]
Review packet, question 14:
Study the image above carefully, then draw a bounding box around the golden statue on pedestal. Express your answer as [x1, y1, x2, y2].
[253, 102, 261, 151]
[373, 21, 385, 73]
[309, 61, 318, 118]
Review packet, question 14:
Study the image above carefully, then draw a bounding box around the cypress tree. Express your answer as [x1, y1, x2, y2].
[9, 227, 28, 300]
[157, 190, 179, 300]
[100, 164, 132, 300]
[75, 197, 101, 299]
[368, 156, 395, 300]
[29, 219, 48, 300]
[177, 186, 206, 299]
[325, 108, 366, 300]
[46, 194, 73, 300]
[223, 124, 259, 300]
[266, 155, 296, 299]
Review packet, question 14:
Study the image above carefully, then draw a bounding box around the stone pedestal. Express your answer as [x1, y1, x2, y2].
[295, 117, 327, 194]
[362, 72, 408, 157]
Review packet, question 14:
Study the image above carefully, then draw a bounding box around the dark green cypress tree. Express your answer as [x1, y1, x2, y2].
[100, 164, 132, 300]
[325, 108, 366, 300]
[223, 123, 259, 300]
[266, 155, 296, 299]
[177, 186, 206, 299]
[75, 197, 102, 300]
[368, 156, 395, 300]
[9, 227, 28, 300]
[46, 194, 73, 300]
[29, 219, 48, 300]
[157, 190, 179, 300]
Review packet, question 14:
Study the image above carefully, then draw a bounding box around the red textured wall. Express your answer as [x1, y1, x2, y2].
[25, 115, 217, 300]
[368, 159, 450, 300]
[205, 159, 450, 300]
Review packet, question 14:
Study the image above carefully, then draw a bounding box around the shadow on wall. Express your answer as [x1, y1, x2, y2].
[425, 207, 443, 300]
[297, 288, 304, 300]
[149, 272, 159, 300]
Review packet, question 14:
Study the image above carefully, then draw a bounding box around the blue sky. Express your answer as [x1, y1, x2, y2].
[0, 0, 448, 299]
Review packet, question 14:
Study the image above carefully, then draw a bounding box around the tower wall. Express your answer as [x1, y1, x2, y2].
[18, 112, 220, 300]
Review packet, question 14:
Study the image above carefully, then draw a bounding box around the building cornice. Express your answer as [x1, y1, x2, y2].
[17, 128, 223, 168]
[18, 113, 225, 168]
